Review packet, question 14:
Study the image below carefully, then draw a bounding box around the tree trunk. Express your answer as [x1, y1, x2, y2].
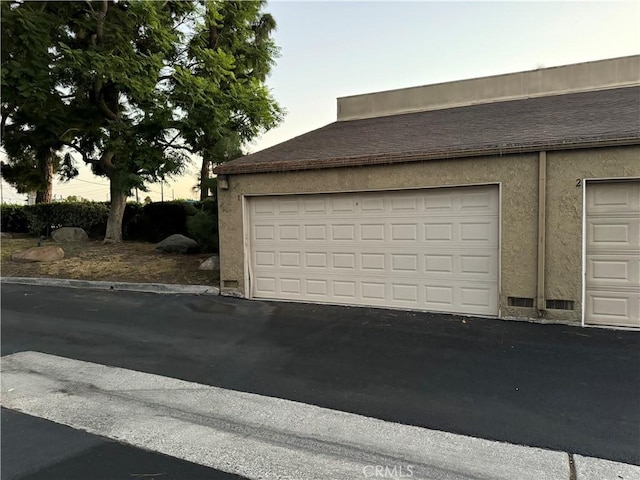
[35, 152, 54, 203]
[200, 157, 210, 201]
[104, 184, 128, 243]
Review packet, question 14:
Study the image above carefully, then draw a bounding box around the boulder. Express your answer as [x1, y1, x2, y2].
[199, 255, 220, 271]
[155, 234, 199, 254]
[0, 232, 12, 239]
[52, 227, 88, 243]
[12, 246, 64, 262]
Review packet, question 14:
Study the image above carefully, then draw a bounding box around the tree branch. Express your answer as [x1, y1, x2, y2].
[96, 0, 108, 43]
[61, 141, 95, 165]
[158, 131, 194, 154]
[0, 106, 16, 138]
[99, 150, 115, 175]
[98, 92, 119, 121]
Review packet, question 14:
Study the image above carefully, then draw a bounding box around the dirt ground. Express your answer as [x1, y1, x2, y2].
[1, 236, 218, 286]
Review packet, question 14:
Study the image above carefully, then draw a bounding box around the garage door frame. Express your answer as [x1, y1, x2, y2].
[242, 182, 503, 317]
[582, 177, 640, 328]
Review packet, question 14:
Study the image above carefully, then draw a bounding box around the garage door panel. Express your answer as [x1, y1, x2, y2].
[585, 182, 640, 327]
[585, 291, 640, 327]
[460, 286, 494, 309]
[360, 224, 385, 241]
[424, 217, 498, 245]
[249, 187, 499, 316]
[333, 280, 356, 298]
[255, 247, 497, 279]
[255, 277, 276, 295]
[587, 183, 640, 212]
[389, 223, 418, 241]
[392, 283, 419, 303]
[302, 198, 326, 214]
[587, 255, 639, 287]
[332, 253, 356, 270]
[460, 190, 497, 212]
[587, 217, 639, 247]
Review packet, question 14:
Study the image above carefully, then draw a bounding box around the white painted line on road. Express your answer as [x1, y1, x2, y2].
[0, 351, 623, 480]
[574, 455, 640, 480]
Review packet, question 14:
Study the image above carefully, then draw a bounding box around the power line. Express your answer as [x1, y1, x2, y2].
[55, 178, 109, 188]
[74, 178, 110, 186]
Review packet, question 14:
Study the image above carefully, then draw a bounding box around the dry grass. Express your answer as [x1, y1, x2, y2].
[1, 236, 218, 286]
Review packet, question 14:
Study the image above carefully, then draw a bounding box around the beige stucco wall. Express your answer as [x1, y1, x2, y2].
[217, 146, 640, 324]
[545, 146, 640, 322]
[337, 55, 640, 121]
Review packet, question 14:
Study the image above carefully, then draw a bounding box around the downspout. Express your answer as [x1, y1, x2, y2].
[537, 151, 547, 318]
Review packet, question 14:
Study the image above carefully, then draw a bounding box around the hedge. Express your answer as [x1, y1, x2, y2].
[0, 199, 219, 252]
[1, 204, 29, 233]
[22, 202, 110, 238]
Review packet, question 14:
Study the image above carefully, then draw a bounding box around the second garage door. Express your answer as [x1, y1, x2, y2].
[248, 186, 499, 316]
[585, 181, 640, 327]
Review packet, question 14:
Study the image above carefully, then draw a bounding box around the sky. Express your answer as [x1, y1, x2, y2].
[1, 1, 639, 204]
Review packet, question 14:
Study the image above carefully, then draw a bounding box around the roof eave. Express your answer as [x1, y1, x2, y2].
[214, 137, 640, 175]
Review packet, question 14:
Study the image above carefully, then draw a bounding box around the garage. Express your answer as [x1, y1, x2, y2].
[248, 185, 499, 316]
[217, 56, 640, 325]
[585, 181, 640, 327]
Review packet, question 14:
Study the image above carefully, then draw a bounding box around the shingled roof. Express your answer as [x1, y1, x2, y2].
[215, 86, 640, 175]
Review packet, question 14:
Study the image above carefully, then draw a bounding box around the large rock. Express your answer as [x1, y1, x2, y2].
[52, 227, 88, 243]
[12, 246, 64, 262]
[199, 255, 220, 271]
[155, 234, 199, 254]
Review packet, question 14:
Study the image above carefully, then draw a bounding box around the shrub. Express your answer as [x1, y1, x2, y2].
[187, 210, 218, 252]
[122, 202, 144, 241]
[1, 204, 29, 233]
[126, 201, 197, 243]
[23, 201, 109, 238]
[1, 199, 219, 248]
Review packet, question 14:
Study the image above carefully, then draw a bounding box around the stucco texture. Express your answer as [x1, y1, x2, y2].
[545, 146, 640, 322]
[218, 153, 538, 315]
[218, 146, 639, 323]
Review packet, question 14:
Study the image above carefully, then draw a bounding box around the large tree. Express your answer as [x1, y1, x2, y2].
[54, 1, 196, 242]
[2, 1, 282, 240]
[0, 1, 73, 203]
[172, 0, 283, 200]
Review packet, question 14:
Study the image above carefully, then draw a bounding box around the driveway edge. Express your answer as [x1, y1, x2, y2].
[0, 276, 219, 295]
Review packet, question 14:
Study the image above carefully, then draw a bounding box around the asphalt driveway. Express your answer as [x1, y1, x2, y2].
[1, 284, 639, 465]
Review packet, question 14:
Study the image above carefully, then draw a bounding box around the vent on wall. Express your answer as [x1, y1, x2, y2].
[508, 297, 535, 307]
[546, 299, 575, 310]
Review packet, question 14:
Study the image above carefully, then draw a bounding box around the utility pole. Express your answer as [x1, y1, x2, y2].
[135, 187, 139, 203]
[172, 189, 174, 201]
[161, 182, 164, 202]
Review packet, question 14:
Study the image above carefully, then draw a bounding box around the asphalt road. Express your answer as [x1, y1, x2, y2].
[2, 284, 639, 465]
[2, 408, 243, 480]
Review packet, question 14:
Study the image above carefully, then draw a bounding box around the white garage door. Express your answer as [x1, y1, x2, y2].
[248, 186, 499, 316]
[585, 181, 640, 328]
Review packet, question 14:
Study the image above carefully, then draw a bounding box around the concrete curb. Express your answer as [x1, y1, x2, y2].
[0, 277, 219, 296]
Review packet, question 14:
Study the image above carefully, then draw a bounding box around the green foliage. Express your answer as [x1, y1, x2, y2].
[1, 2, 74, 198]
[127, 201, 197, 243]
[187, 198, 218, 252]
[64, 195, 91, 203]
[1, 200, 219, 251]
[21, 202, 109, 238]
[175, 1, 283, 199]
[1, 204, 29, 232]
[2, 0, 280, 240]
